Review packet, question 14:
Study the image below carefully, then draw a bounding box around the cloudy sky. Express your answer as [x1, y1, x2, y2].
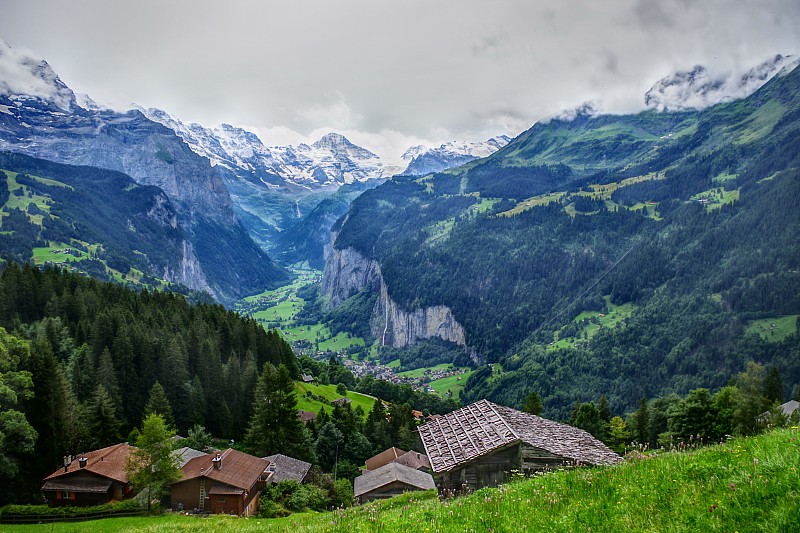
[1, 0, 798, 162]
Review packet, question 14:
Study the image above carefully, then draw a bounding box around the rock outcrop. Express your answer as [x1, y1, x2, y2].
[323, 236, 468, 351]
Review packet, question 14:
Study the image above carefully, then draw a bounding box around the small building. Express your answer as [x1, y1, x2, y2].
[301, 373, 315, 383]
[332, 397, 351, 406]
[411, 409, 424, 421]
[263, 454, 312, 484]
[365, 447, 405, 471]
[419, 399, 621, 491]
[758, 399, 800, 424]
[169, 449, 269, 516]
[394, 450, 432, 472]
[354, 462, 436, 503]
[41, 443, 136, 507]
[297, 410, 317, 424]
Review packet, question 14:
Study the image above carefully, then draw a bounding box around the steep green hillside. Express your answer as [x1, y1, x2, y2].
[0, 152, 289, 301]
[327, 65, 800, 418]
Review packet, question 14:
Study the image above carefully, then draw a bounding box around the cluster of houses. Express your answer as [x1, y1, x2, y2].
[339, 359, 466, 394]
[41, 400, 624, 515]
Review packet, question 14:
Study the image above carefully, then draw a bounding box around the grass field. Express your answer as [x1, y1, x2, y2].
[745, 315, 799, 342]
[294, 381, 376, 416]
[426, 370, 473, 399]
[549, 299, 637, 351]
[9, 428, 799, 532]
[690, 187, 741, 212]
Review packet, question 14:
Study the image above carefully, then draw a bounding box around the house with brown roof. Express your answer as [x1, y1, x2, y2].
[354, 462, 436, 503]
[41, 443, 136, 507]
[364, 447, 405, 471]
[169, 449, 269, 516]
[297, 410, 317, 424]
[419, 399, 621, 491]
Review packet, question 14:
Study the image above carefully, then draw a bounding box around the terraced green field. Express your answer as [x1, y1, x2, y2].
[294, 381, 376, 416]
[745, 315, 799, 342]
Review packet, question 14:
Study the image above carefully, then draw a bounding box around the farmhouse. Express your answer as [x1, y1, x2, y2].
[41, 443, 136, 507]
[297, 409, 317, 423]
[169, 449, 269, 516]
[394, 450, 432, 472]
[419, 400, 621, 491]
[353, 462, 436, 503]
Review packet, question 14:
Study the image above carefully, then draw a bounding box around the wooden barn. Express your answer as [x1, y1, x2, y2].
[169, 449, 269, 516]
[41, 443, 136, 507]
[354, 462, 436, 503]
[263, 454, 312, 484]
[419, 400, 620, 491]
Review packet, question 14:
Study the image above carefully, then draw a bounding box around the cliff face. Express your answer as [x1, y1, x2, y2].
[323, 237, 468, 351]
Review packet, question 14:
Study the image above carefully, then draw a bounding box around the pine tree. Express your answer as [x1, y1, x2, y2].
[143, 381, 175, 429]
[763, 366, 784, 404]
[633, 398, 649, 445]
[245, 364, 309, 460]
[85, 384, 122, 449]
[524, 391, 543, 415]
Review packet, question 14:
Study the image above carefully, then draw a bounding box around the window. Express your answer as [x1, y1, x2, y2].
[61, 490, 71, 499]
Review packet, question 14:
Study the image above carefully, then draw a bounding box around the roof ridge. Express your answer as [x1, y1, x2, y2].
[484, 400, 520, 440]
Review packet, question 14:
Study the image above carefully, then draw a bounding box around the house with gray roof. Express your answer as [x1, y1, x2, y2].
[418, 399, 621, 491]
[353, 462, 436, 503]
[263, 454, 312, 484]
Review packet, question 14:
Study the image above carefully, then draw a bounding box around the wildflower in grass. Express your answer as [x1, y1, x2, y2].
[730, 483, 735, 491]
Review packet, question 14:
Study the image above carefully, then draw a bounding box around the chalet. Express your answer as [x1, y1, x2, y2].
[41, 443, 136, 507]
[169, 449, 269, 516]
[301, 373, 316, 383]
[332, 397, 351, 406]
[354, 462, 436, 503]
[365, 447, 405, 471]
[297, 409, 317, 423]
[263, 454, 312, 484]
[419, 399, 621, 491]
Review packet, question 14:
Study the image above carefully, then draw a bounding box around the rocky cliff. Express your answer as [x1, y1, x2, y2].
[323, 235, 468, 351]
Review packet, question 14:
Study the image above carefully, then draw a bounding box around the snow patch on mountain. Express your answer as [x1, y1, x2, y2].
[138, 107, 392, 190]
[645, 54, 798, 111]
[400, 136, 511, 176]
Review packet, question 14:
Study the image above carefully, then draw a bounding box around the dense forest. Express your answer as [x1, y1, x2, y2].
[326, 62, 800, 419]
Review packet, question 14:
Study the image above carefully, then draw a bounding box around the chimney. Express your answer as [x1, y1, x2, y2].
[212, 453, 222, 469]
[63, 455, 72, 472]
[78, 455, 87, 468]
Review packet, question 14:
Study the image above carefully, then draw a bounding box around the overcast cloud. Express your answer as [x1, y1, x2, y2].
[1, 0, 798, 162]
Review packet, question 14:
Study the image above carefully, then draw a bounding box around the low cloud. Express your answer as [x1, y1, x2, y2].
[0, 40, 73, 109]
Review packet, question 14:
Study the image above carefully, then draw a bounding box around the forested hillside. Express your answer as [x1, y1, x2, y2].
[325, 63, 800, 418]
[0, 263, 296, 503]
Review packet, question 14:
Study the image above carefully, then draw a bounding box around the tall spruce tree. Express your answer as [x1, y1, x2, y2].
[245, 364, 310, 460]
[143, 381, 175, 429]
[85, 384, 122, 449]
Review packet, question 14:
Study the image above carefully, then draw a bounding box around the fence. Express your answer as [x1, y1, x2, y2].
[0, 509, 149, 524]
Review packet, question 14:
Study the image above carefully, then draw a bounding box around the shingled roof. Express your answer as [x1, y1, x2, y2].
[418, 400, 620, 473]
[354, 462, 436, 498]
[365, 447, 406, 471]
[43, 443, 134, 484]
[263, 454, 312, 484]
[178, 449, 269, 491]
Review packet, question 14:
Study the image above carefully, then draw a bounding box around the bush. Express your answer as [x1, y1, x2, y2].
[0, 498, 143, 517]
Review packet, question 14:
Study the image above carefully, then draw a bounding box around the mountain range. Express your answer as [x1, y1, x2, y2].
[320, 57, 800, 417]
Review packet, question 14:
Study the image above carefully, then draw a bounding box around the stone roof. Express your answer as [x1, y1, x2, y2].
[365, 447, 406, 471]
[173, 446, 208, 468]
[332, 397, 352, 406]
[301, 373, 315, 383]
[263, 454, 312, 484]
[778, 400, 799, 417]
[418, 400, 621, 473]
[297, 410, 317, 423]
[176, 449, 269, 491]
[353, 462, 436, 498]
[394, 450, 431, 471]
[43, 443, 135, 484]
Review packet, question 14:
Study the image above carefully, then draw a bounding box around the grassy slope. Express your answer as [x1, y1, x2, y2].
[10, 428, 799, 532]
[294, 381, 376, 416]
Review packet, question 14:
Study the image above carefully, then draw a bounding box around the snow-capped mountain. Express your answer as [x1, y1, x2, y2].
[400, 136, 511, 176]
[138, 107, 392, 191]
[644, 54, 798, 111]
